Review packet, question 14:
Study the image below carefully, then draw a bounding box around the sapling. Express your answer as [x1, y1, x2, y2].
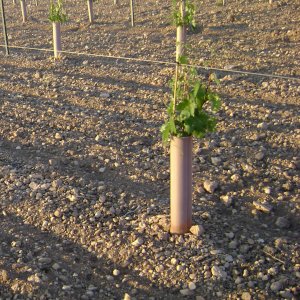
[161, 0, 221, 234]
[48, 0, 67, 58]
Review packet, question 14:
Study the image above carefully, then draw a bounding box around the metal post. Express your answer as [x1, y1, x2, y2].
[130, 0, 134, 27]
[0, 0, 9, 55]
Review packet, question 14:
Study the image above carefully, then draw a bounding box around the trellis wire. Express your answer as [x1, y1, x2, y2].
[0, 44, 299, 82]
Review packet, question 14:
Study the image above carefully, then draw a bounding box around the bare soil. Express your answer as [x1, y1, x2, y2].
[0, 0, 299, 299]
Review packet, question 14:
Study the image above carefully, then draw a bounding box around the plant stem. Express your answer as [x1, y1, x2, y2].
[173, 62, 179, 113]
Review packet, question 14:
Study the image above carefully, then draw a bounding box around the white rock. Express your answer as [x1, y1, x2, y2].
[220, 195, 233, 206]
[113, 269, 120, 276]
[95, 211, 101, 218]
[29, 182, 39, 191]
[211, 266, 227, 279]
[180, 289, 193, 296]
[190, 225, 205, 237]
[131, 237, 144, 247]
[124, 293, 131, 300]
[100, 92, 110, 98]
[55, 133, 62, 140]
[188, 282, 196, 290]
[203, 180, 218, 194]
[253, 201, 273, 213]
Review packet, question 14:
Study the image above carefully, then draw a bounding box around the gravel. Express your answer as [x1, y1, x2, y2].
[0, 0, 299, 299]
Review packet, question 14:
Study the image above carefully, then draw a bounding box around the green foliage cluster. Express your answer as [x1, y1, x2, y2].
[172, 0, 196, 31]
[49, 0, 67, 23]
[161, 57, 221, 146]
[161, 0, 221, 146]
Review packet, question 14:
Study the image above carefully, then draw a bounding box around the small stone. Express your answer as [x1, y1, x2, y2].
[220, 195, 233, 206]
[124, 294, 131, 300]
[253, 201, 273, 213]
[34, 72, 42, 79]
[211, 266, 227, 279]
[263, 186, 271, 194]
[170, 258, 178, 265]
[113, 269, 120, 276]
[225, 232, 234, 239]
[257, 122, 268, 130]
[99, 167, 106, 173]
[279, 291, 293, 299]
[270, 280, 283, 292]
[52, 263, 61, 270]
[188, 282, 196, 290]
[211, 157, 221, 165]
[180, 288, 194, 296]
[95, 211, 101, 218]
[29, 182, 39, 190]
[55, 133, 62, 140]
[99, 195, 106, 203]
[229, 240, 238, 249]
[275, 217, 290, 229]
[54, 209, 62, 218]
[38, 257, 52, 264]
[241, 292, 252, 300]
[62, 285, 72, 291]
[100, 92, 110, 98]
[235, 277, 242, 284]
[255, 151, 265, 161]
[190, 225, 205, 237]
[131, 237, 144, 247]
[0, 269, 9, 282]
[203, 180, 218, 194]
[225, 255, 233, 262]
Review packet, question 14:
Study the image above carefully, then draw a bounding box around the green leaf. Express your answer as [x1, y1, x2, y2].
[208, 93, 221, 111]
[178, 55, 189, 65]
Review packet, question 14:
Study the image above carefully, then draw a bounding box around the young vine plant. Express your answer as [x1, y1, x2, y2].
[172, 0, 196, 31]
[161, 0, 221, 146]
[49, 0, 67, 23]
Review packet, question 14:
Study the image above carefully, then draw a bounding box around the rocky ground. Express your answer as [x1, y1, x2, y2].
[0, 0, 299, 299]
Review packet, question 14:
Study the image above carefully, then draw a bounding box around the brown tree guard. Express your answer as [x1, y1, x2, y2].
[53, 22, 62, 58]
[170, 136, 192, 234]
[87, 0, 94, 23]
[20, 0, 27, 23]
[170, 0, 192, 234]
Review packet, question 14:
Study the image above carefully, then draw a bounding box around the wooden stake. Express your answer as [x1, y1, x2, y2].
[87, 0, 94, 23]
[20, 0, 27, 23]
[130, 0, 134, 27]
[0, 0, 9, 55]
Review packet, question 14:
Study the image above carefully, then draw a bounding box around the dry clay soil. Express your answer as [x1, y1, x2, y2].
[0, 0, 299, 299]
